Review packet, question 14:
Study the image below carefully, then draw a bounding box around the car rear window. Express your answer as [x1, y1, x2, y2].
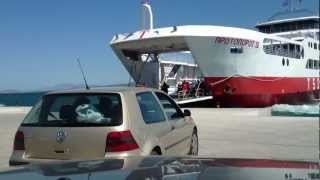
[22, 93, 122, 127]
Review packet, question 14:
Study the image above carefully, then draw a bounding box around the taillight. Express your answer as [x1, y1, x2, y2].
[14, 131, 25, 151]
[106, 130, 139, 152]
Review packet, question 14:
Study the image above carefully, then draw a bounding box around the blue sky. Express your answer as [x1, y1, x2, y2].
[0, 0, 318, 91]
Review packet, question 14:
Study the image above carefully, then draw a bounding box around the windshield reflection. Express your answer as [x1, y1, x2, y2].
[1, 156, 319, 180]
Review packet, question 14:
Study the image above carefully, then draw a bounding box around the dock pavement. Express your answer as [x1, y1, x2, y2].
[0, 107, 318, 169]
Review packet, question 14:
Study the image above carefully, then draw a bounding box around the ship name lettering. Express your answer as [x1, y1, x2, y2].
[215, 36, 259, 48]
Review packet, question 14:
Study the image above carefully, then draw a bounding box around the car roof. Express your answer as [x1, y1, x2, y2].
[46, 86, 159, 95]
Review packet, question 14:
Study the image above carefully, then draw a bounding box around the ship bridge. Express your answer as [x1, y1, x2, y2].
[256, 8, 320, 40]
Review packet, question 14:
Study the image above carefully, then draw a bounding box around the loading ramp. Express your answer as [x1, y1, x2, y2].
[175, 96, 213, 105]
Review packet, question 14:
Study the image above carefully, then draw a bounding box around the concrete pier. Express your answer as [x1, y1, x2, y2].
[0, 107, 318, 169]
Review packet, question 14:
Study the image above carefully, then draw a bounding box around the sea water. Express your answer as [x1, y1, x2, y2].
[0, 92, 45, 107]
[271, 103, 320, 117]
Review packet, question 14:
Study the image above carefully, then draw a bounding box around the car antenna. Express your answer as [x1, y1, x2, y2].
[76, 58, 90, 90]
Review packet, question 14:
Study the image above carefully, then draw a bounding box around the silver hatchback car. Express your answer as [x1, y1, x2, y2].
[10, 87, 198, 166]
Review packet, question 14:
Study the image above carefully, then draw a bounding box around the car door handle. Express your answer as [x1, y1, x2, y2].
[57, 177, 72, 180]
[55, 150, 65, 154]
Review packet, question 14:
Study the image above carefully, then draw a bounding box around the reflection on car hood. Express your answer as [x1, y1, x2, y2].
[0, 156, 319, 180]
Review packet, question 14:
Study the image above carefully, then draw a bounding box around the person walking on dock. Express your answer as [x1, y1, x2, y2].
[182, 80, 190, 98]
[161, 81, 169, 94]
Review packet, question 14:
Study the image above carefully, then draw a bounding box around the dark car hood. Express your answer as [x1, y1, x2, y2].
[0, 157, 319, 180]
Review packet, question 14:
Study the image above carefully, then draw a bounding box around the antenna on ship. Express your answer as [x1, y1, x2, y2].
[312, 0, 319, 40]
[141, 0, 154, 30]
[282, 0, 303, 12]
[76, 58, 90, 90]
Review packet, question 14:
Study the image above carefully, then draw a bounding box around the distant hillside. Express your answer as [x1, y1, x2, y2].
[0, 83, 135, 106]
[36, 83, 84, 92]
[0, 90, 21, 94]
[0, 83, 134, 94]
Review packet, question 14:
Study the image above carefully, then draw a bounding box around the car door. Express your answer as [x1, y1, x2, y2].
[154, 92, 191, 155]
[136, 92, 172, 155]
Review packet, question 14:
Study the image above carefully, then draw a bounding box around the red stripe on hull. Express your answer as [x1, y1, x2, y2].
[205, 76, 320, 107]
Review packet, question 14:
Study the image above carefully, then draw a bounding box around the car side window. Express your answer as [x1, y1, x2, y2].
[136, 92, 166, 124]
[23, 99, 42, 124]
[155, 92, 183, 120]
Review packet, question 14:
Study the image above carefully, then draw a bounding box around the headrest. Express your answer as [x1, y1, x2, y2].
[59, 105, 75, 120]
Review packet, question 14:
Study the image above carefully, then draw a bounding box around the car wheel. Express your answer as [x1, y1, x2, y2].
[150, 150, 160, 155]
[188, 131, 198, 156]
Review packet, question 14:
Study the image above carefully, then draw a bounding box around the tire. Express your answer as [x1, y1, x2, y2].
[150, 149, 160, 155]
[188, 131, 198, 156]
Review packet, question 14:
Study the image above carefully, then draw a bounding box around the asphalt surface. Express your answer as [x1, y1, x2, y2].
[0, 107, 318, 169]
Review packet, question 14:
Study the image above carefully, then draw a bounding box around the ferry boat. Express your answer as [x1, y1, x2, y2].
[110, 0, 320, 107]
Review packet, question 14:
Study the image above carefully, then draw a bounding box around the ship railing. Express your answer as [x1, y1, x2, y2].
[176, 87, 207, 100]
[263, 45, 302, 59]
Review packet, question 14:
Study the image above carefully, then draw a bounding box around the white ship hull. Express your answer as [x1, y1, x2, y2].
[111, 25, 320, 107]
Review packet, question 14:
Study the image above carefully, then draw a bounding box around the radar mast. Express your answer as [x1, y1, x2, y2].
[141, 0, 154, 30]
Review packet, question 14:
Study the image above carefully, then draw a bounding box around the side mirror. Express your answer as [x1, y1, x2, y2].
[183, 109, 191, 117]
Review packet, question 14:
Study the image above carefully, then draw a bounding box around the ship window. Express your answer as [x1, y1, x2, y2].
[306, 59, 320, 69]
[265, 27, 270, 33]
[311, 60, 314, 69]
[314, 60, 319, 69]
[314, 43, 317, 50]
[306, 59, 313, 69]
[230, 47, 243, 54]
[262, 38, 302, 59]
[305, 60, 308, 69]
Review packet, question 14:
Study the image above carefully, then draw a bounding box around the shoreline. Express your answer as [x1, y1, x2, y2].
[0, 106, 273, 116]
[0, 106, 318, 118]
[0, 107, 31, 114]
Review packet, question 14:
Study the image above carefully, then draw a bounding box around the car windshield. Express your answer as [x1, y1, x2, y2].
[21, 93, 122, 127]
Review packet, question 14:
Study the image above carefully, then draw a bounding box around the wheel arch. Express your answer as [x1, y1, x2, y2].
[151, 146, 162, 155]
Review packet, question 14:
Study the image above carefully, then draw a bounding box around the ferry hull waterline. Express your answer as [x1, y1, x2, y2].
[205, 77, 319, 107]
[110, 1, 320, 107]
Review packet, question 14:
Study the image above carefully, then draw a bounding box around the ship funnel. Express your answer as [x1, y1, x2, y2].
[141, 0, 154, 30]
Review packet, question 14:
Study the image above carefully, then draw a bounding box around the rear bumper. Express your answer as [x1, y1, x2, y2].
[9, 160, 29, 166]
[9, 149, 143, 166]
[9, 156, 70, 167]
